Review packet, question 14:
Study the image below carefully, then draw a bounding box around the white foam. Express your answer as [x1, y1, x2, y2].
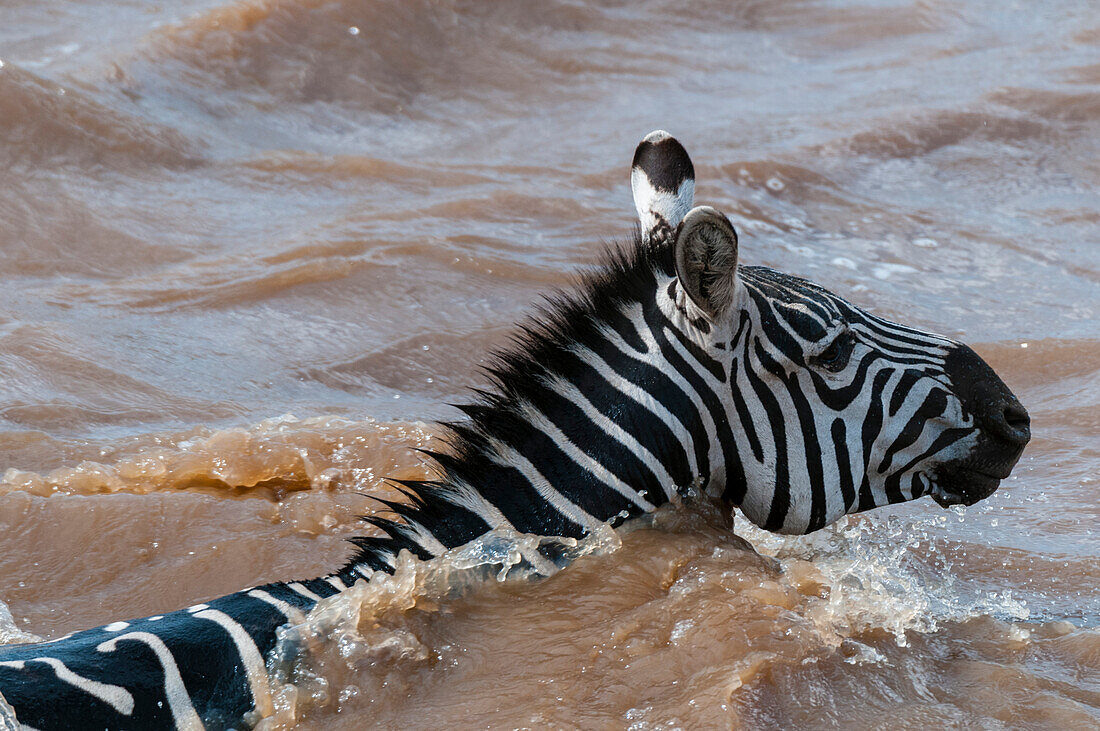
[260, 525, 623, 723]
[733, 509, 1029, 648]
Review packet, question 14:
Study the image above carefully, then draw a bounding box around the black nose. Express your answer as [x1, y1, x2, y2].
[987, 397, 1031, 448]
[942, 344, 1031, 450]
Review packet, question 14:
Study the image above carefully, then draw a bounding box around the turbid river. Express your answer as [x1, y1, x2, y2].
[0, 0, 1097, 727]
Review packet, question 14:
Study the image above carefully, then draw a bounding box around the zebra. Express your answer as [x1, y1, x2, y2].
[0, 131, 1030, 730]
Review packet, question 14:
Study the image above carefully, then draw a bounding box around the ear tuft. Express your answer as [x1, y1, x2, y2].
[631, 131, 695, 245]
[674, 206, 739, 319]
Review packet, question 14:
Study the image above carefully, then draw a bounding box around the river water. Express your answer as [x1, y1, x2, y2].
[0, 0, 1097, 727]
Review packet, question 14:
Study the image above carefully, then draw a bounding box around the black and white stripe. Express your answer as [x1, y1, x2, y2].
[0, 576, 349, 730]
[0, 132, 1029, 729]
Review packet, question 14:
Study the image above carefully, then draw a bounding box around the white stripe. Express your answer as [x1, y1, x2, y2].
[186, 604, 208, 614]
[394, 519, 449, 557]
[324, 576, 348, 592]
[573, 333, 694, 498]
[543, 373, 677, 501]
[658, 326, 727, 480]
[514, 400, 655, 512]
[193, 609, 272, 718]
[730, 353, 782, 526]
[287, 582, 322, 602]
[103, 621, 129, 632]
[16, 657, 134, 716]
[438, 476, 515, 530]
[485, 437, 602, 532]
[247, 589, 299, 622]
[614, 305, 704, 481]
[382, 485, 555, 575]
[97, 632, 203, 730]
[742, 292, 822, 532]
[861, 310, 952, 345]
[875, 367, 922, 476]
[354, 564, 375, 579]
[654, 283, 728, 461]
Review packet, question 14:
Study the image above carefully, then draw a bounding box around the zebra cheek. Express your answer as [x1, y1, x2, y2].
[733, 461, 779, 530]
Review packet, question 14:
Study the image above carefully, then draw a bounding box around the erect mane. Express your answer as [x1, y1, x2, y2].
[345, 230, 678, 573]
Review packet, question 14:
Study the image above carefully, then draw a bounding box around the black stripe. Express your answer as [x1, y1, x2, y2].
[640, 303, 723, 490]
[289, 577, 342, 600]
[856, 473, 875, 512]
[831, 418, 856, 512]
[433, 449, 589, 539]
[808, 349, 878, 411]
[180, 592, 289, 724]
[746, 337, 791, 532]
[846, 313, 949, 351]
[0, 636, 177, 730]
[888, 427, 973, 482]
[876, 387, 948, 501]
[745, 287, 805, 365]
[857, 369, 894, 510]
[575, 336, 697, 488]
[524, 378, 667, 509]
[490, 405, 637, 525]
[601, 302, 648, 353]
[889, 368, 925, 416]
[264, 581, 324, 610]
[739, 268, 836, 323]
[758, 340, 828, 532]
[773, 301, 828, 343]
[654, 303, 727, 382]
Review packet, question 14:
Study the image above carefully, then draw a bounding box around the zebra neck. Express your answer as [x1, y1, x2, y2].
[442, 282, 739, 535]
[342, 261, 747, 576]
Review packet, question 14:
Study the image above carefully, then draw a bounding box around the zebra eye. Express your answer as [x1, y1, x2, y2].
[815, 332, 852, 372]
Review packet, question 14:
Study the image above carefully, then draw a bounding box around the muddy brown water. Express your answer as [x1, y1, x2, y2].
[1, 0, 1098, 728]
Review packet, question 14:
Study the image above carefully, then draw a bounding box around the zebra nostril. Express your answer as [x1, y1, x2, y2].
[997, 400, 1031, 445]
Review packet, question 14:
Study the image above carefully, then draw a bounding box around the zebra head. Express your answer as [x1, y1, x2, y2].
[632, 131, 1031, 535]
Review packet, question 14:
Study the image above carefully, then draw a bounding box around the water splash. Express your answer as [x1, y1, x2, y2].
[255, 525, 623, 728]
[734, 508, 1030, 648]
[0, 598, 41, 647]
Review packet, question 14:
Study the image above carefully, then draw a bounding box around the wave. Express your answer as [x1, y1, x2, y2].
[245, 500, 1094, 729]
[0, 415, 434, 498]
[125, 0, 627, 116]
[818, 109, 1049, 161]
[0, 323, 244, 434]
[0, 62, 199, 169]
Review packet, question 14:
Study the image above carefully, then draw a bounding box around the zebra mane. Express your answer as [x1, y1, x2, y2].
[345, 229, 679, 573]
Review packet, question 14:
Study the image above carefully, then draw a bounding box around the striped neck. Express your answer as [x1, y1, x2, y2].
[342, 243, 746, 576]
[450, 267, 739, 529]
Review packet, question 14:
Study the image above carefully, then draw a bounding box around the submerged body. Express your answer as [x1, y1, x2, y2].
[0, 578, 342, 730]
[0, 133, 1028, 730]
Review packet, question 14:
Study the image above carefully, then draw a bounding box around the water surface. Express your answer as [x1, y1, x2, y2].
[0, 0, 1097, 727]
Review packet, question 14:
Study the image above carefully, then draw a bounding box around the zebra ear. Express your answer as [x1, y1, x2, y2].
[674, 206, 740, 319]
[631, 130, 695, 243]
